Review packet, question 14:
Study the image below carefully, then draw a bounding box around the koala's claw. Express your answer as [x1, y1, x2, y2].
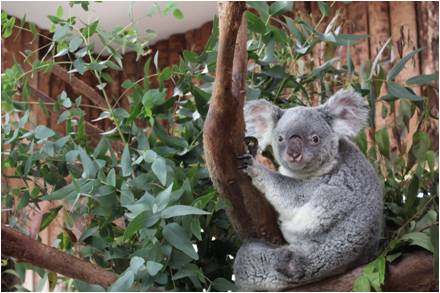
[237, 153, 253, 170]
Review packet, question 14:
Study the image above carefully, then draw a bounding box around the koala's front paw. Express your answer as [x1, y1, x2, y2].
[237, 153, 254, 170]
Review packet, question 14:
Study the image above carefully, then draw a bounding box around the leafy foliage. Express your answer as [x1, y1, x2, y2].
[1, 1, 438, 292]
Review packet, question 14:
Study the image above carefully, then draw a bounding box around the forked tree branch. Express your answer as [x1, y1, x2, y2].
[203, 1, 284, 244]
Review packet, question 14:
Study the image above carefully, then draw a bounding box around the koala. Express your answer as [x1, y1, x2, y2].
[233, 89, 383, 291]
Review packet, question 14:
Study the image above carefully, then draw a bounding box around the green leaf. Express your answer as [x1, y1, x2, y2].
[152, 157, 167, 185]
[212, 278, 238, 291]
[69, 36, 82, 52]
[78, 147, 97, 178]
[357, 130, 368, 155]
[401, 232, 434, 253]
[269, 1, 293, 16]
[182, 50, 199, 63]
[121, 145, 132, 177]
[387, 81, 424, 101]
[426, 150, 436, 172]
[375, 128, 390, 159]
[411, 131, 431, 161]
[246, 11, 266, 34]
[353, 275, 371, 291]
[387, 48, 423, 81]
[146, 261, 163, 276]
[40, 206, 63, 231]
[73, 58, 86, 75]
[56, 6, 64, 18]
[109, 271, 134, 292]
[53, 25, 69, 42]
[406, 74, 439, 85]
[80, 20, 98, 38]
[73, 280, 104, 292]
[106, 169, 116, 187]
[161, 205, 210, 219]
[247, 1, 270, 21]
[369, 38, 391, 79]
[124, 211, 147, 240]
[162, 223, 198, 260]
[318, 2, 330, 16]
[35, 125, 55, 140]
[285, 17, 305, 44]
[159, 67, 172, 81]
[16, 192, 30, 210]
[42, 180, 93, 201]
[79, 226, 99, 242]
[156, 184, 173, 210]
[173, 8, 184, 20]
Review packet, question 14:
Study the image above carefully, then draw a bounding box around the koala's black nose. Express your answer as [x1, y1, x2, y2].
[287, 135, 303, 161]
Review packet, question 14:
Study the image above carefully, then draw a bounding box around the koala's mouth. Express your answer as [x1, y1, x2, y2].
[284, 153, 303, 165]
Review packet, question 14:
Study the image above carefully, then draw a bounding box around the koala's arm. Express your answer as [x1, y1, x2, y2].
[243, 159, 304, 211]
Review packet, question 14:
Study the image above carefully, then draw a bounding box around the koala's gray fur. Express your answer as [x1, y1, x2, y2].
[234, 89, 383, 291]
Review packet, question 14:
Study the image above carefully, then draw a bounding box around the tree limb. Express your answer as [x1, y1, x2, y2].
[1, 225, 118, 289]
[287, 251, 437, 292]
[51, 65, 107, 109]
[203, 1, 283, 244]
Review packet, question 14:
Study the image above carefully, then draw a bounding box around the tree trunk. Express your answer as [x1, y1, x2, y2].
[202, 1, 284, 244]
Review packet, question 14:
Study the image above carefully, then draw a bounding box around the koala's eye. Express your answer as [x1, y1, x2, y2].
[311, 135, 320, 144]
[278, 136, 284, 142]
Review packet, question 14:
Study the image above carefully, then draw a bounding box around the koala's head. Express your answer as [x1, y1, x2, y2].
[244, 89, 369, 178]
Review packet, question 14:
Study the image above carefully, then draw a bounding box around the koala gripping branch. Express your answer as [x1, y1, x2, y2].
[203, 2, 284, 244]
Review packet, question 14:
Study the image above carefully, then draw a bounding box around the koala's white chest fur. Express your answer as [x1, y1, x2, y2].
[278, 203, 324, 243]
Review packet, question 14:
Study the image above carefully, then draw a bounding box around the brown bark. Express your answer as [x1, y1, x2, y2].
[168, 33, 186, 65]
[1, 225, 118, 288]
[288, 251, 437, 292]
[51, 64, 107, 109]
[416, 1, 439, 152]
[346, 1, 370, 70]
[203, 2, 283, 244]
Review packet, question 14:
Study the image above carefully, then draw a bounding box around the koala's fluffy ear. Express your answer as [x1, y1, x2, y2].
[320, 89, 369, 138]
[244, 100, 283, 150]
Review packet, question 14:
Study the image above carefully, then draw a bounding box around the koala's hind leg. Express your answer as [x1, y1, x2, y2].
[233, 241, 303, 291]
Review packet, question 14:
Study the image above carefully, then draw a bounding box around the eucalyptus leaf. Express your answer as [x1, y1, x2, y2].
[161, 205, 210, 219]
[162, 223, 198, 260]
[152, 157, 167, 185]
[121, 145, 132, 177]
[387, 48, 423, 81]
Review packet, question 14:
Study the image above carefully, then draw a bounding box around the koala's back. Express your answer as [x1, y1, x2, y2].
[317, 139, 383, 260]
[337, 139, 383, 257]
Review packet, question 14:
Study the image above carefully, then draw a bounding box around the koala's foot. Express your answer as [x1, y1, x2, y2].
[274, 247, 305, 282]
[234, 241, 294, 291]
